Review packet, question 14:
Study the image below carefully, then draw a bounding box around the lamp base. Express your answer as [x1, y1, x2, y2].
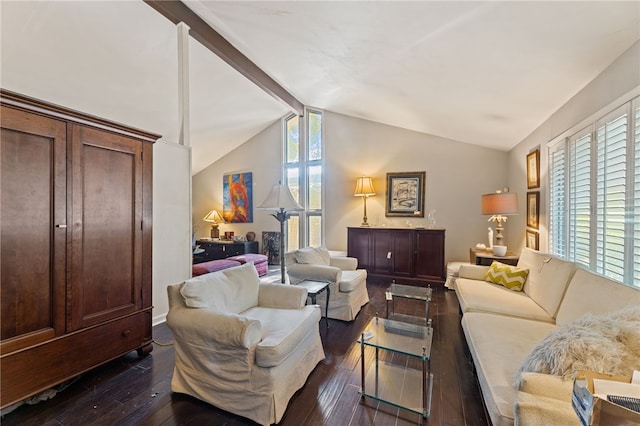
[210, 225, 220, 239]
[361, 222, 371, 227]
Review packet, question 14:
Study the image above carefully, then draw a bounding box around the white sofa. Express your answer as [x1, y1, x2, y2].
[285, 246, 369, 321]
[455, 247, 640, 426]
[166, 262, 325, 426]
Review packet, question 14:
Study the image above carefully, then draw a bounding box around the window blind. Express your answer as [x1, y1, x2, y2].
[548, 96, 640, 288]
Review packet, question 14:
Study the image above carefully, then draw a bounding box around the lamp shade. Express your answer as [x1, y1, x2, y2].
[481, 192, 518, 215]
[354, 177, 375, 197]
[203, 209, 224, 223]
[257, 184, 304, 211]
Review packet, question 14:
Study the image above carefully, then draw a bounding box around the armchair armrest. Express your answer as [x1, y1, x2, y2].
[287, 263, 342, 284]
[330, 256, 358, 270]
[167, 307, 261, 348]
[459, 264, 490, 280]
[259, 283, 307, 309]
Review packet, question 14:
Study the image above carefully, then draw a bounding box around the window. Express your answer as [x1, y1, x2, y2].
[548, 96, 640, 288]
[283, 110, 323, 251]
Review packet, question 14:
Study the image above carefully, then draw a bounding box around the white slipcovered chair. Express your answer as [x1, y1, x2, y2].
[285, 246, 369, 321]
[166, 262, 325, 426]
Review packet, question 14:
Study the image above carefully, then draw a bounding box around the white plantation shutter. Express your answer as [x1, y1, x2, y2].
[595, 107, 627, 282]
[633, 99, 640, 285]
[568, 128, 591, 268]
[548, 95, 640, 289]
[549, 142, 567, 257]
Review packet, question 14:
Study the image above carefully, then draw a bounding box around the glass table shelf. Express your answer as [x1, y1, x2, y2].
[357, 316, 433, 419]
[386, 282, 432, 326]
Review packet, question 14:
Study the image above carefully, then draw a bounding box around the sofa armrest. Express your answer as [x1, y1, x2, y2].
[287, 263, 342, 284]
[167, 307, 261, 348]
[518, 372, 574, 401]
[459, 264, 490, 280]
[259, 283, 307, 309]
[330, 256, 358, 270]
[515, 391, 581, 426]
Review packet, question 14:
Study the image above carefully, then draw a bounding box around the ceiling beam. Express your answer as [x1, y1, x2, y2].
[144, 0, 304, 117]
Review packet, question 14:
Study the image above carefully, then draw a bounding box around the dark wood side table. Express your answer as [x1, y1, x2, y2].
[296, 280, 330, 327]
[469, 248, 519, 266]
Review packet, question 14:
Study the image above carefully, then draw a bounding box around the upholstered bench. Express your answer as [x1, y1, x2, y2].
[228, 253, 269, 276]
[192, 259, 242, 277]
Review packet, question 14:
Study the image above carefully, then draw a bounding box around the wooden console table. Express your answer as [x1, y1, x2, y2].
[347, 227, 445, 286]
[194, 240, 258, 264]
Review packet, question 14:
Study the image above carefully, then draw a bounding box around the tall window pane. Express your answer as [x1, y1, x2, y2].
[287, 216, 299, 251]
[308, 111, 322, 161]
[286, 116, 299, 163]
[308, 215, 322, 247]
[308, 165, 322, 210]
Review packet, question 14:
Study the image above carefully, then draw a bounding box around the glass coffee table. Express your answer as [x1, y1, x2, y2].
[386, 282, 432, 325]
[357, 315, 433, 419]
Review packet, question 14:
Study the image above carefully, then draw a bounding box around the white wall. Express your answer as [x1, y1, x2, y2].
[193, 112, 508, 263]
[152, 141, 192, 325]
[507, 41, 640, 253]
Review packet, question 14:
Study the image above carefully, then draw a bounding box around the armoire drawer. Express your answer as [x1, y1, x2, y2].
[0, 310, 152, 408]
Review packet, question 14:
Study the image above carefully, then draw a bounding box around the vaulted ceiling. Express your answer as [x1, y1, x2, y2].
[2, 1, 639, 174]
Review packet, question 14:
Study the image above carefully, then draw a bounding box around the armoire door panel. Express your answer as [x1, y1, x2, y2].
[69, 125, 143, 330]
[0, 106, 66, 351]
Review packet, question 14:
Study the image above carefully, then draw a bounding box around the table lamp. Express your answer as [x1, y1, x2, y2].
[258, 183, 304, 283]
[481, 191, 518, 247]
[203, 209, 224, 239]
[354, 177, 376, 227]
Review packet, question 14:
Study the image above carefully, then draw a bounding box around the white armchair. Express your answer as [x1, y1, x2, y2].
[166, 262, 325, 426]
[285, 246, 369, 321]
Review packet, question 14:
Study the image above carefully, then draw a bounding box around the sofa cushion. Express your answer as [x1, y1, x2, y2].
[517, 247, 576, 319]
[456, 277, 554, 322]
[243, 304, 321, 367]
[339, 269, 366, 292]
[556, 268, 640, 325]
[485, 261, 529, 291]
[294, 246, 331, 265]
[180, 263, 260, 313]
[462, 312, 556, 426]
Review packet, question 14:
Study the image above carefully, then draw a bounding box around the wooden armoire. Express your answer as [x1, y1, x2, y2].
[0, 90, 159, 409]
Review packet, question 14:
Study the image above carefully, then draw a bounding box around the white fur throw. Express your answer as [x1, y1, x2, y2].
[515, 305, 640, 386]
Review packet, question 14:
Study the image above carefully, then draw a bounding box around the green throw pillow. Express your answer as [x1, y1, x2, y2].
[485, 261, 529, 291]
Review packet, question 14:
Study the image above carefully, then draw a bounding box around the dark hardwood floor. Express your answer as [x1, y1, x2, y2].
[1, 280, 488, 426]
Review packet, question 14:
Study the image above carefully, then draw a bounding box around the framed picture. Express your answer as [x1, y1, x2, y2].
[527, 191, 540, 229]
[526, 229, 539, 250]
[223, 172, 253, 223]
[261, 231, 280, 265]
[527, 149, 540, 189]
[385, 171, 426, 217]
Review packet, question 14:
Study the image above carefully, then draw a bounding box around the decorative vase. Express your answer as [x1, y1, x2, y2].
[246, 231, 256, 242]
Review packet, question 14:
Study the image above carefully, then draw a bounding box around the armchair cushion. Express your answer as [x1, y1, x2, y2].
[244, 305, 322, 367]
[180, 263, 259, 313]
[293, 245, 331, 265]
[258, 283, 307, 309]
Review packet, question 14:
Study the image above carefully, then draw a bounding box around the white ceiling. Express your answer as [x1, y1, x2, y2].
[2, 1, 639, 174]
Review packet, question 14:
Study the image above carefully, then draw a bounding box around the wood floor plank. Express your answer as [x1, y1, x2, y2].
[1, 280, 488, 426]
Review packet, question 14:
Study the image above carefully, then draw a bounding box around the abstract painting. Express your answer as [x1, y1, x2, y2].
[223, 172, 253, 223]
